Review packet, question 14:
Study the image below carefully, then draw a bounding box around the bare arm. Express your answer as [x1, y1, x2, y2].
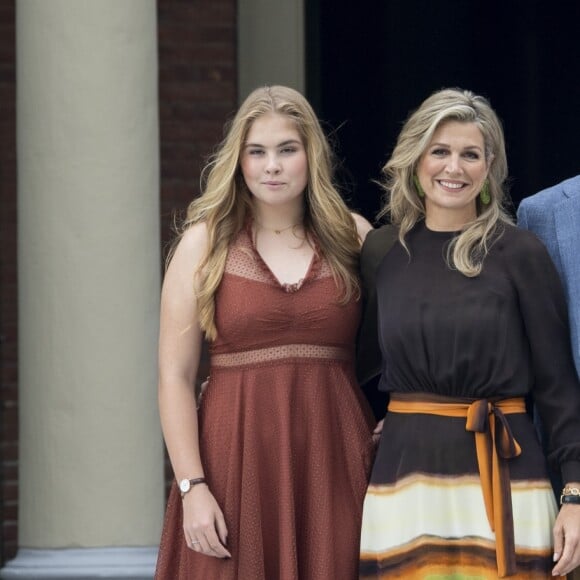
[351, 212, 374, 245]
[158, 223, 230, 558]
[158, 224, 206, 485]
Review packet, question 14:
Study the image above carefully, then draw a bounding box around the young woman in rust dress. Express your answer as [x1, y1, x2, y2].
[155, 85, 375, 579]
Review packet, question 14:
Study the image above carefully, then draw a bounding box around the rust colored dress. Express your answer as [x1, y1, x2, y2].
[155, 225, 375, 580]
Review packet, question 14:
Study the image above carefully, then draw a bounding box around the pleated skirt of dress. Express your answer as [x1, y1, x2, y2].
[155, 358, 374, 580]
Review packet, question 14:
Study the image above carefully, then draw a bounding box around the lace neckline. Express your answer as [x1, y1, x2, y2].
[243, 220, 321, 293]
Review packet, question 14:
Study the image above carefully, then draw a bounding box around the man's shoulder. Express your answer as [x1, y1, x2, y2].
[520, 175, 580, 211]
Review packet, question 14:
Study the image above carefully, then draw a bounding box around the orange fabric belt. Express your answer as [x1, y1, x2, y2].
[388, 395, 526, 578]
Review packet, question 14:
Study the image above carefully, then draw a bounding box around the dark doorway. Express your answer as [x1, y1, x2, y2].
[307, 0, 580, 221]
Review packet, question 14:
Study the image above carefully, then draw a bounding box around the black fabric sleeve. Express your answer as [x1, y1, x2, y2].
[355, 225, 397, 387]
[505, 228, 580, 483]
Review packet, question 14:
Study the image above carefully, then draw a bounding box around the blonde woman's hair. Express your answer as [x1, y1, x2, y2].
[172, 85, 361, 340]
[380, 87, 513, 276]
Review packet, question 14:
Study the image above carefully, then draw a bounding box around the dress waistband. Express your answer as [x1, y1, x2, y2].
[211, 343, 352, 368]
[388, 394, 526, 578]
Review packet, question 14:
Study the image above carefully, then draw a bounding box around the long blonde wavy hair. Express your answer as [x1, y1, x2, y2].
[380, 88, 513, 276]
[173, 85, 361, 340]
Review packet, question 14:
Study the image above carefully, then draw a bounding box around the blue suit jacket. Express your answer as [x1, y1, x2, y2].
[517, 175, 580, 378]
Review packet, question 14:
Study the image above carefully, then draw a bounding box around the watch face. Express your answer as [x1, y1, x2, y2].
[179, 479, 191, 493]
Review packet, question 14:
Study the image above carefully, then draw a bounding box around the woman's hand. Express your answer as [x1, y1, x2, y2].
[552, 502, 580, 576]
[182, 484, 231, 559]
[372, 419, 384, 445]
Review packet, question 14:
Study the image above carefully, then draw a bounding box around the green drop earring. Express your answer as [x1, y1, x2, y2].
[413, 174, 425, 198]
[480, 180, 491, 205]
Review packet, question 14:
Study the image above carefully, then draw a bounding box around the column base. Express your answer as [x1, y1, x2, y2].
[0, 547, 158, 579]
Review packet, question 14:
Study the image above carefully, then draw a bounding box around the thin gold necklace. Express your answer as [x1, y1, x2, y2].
[256, 221, 302, 235]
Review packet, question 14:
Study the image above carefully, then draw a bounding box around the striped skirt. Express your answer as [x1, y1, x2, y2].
[359, 395, 558, 579]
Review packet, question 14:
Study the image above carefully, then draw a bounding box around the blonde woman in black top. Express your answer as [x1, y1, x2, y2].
[358, 88, 580, 578]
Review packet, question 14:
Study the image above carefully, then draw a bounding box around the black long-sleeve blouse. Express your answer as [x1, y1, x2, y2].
[375, 220, 580, 483]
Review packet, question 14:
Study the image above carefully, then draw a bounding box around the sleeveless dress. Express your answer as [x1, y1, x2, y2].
[359, 222, 580, 579]
[156, 224, 375, 580]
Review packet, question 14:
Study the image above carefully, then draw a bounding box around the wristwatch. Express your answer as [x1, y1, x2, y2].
[179, 477, 206, 496]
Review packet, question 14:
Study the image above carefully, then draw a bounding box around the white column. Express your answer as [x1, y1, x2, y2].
[238, 0, 305, 101]
[2, 1, 164, 577]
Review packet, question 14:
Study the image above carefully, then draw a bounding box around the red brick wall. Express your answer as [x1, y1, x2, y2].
[0, 0, 237, 563]
[158, 0, 237, 251]
[0, 0, 17, 565]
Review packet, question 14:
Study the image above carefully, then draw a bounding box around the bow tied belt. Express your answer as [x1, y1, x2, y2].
[388, 395, 525, 578]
